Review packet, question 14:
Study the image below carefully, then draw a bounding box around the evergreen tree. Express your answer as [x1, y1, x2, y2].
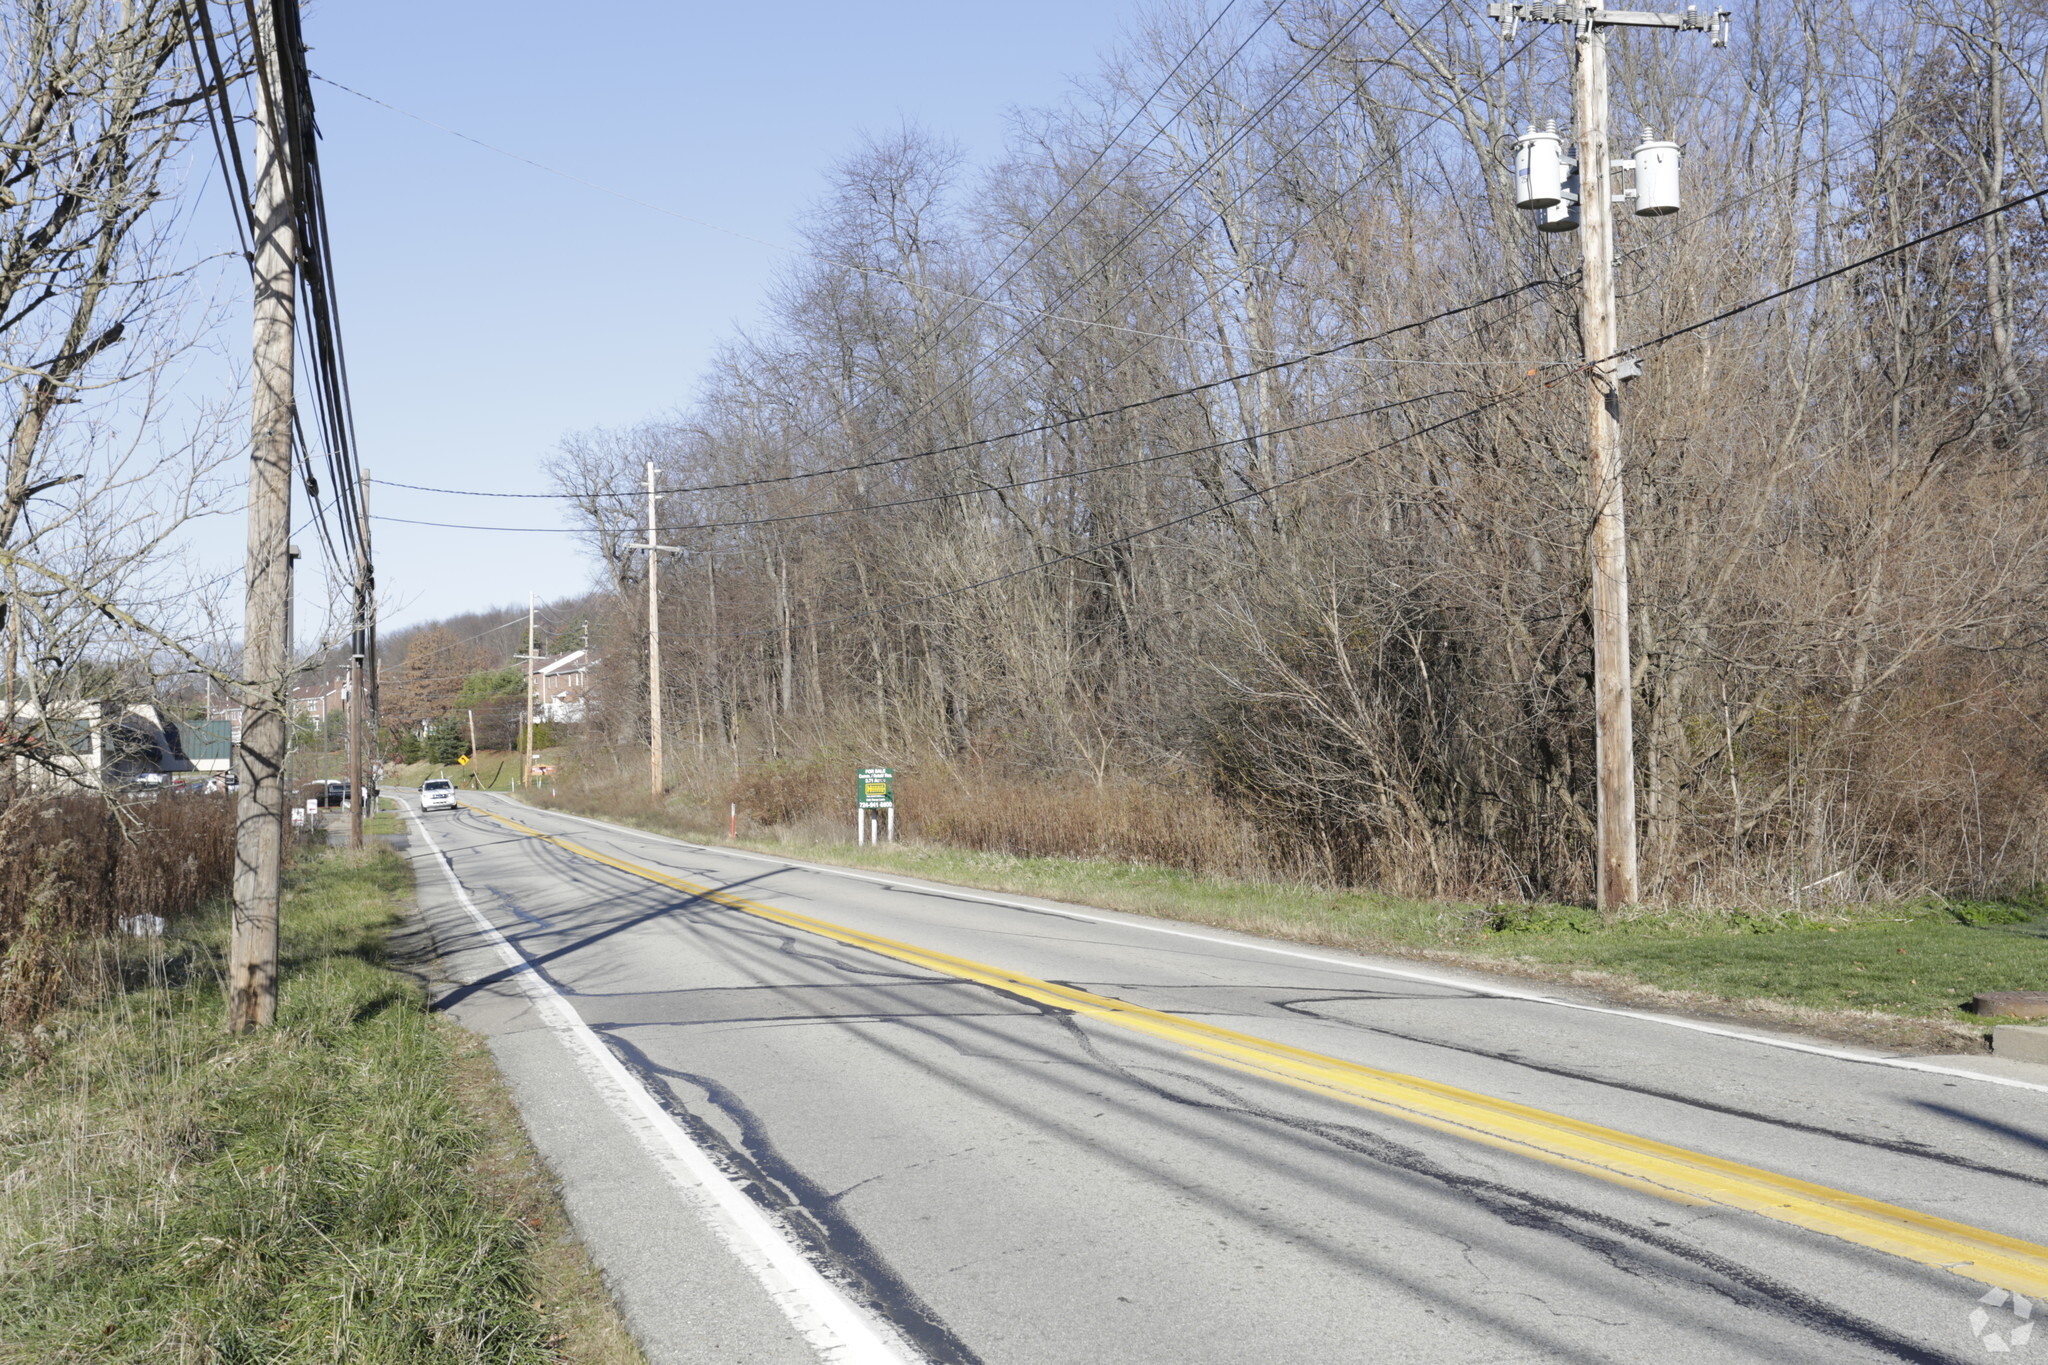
[422, 717, 468, 765]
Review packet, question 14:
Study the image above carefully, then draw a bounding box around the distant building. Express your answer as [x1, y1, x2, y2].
[290, 675, 354, 726]
[535, 650, 594, 723]
[178, 717, 235, 776]
[3, 700, 201, 789]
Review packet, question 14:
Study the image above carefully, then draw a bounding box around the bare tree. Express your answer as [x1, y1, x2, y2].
[547, 0, 2048, 905]
[0, 1, 241, 791]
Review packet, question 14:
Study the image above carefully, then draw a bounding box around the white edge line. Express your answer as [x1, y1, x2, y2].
[474, 793, 2048, 1097]
[404, 808, 913, 1365]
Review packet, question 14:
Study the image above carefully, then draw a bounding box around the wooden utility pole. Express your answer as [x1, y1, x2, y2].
[646, 461, 663, 796]
[362, 470, 379, 814]
[346, 640, 364, 847]
[1493, 0, 1728, 911]
[349, 467, 373, 845]
[628, 461, 684, 797]
[4, 596, 15, 797]
[229, 8, 296, 1033]
[522, 591, 536, 789]
[1573, 21, 1636, 910]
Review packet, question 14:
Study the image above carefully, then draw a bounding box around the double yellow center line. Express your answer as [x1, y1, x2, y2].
[466, 802, 2048, 1297]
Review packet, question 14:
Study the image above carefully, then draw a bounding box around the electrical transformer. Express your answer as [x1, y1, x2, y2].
[1632, 131, 1681, 216]
[1513, 122, 1568, 209]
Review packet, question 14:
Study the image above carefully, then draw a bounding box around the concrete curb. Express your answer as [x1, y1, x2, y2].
[1993, 1024, 2048, 1065]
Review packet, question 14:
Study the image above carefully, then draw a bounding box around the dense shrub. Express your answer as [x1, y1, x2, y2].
[0, 793, 234, 1036]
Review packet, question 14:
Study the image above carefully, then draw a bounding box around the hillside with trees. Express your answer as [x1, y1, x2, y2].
[547, 0, 2048, 905]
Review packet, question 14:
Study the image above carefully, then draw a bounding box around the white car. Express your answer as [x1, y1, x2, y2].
[420, 778, 457, 812]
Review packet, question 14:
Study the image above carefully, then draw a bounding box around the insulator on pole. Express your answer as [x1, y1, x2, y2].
[1513, 120, 1568, 209]
[1632, 129, 1681, 216]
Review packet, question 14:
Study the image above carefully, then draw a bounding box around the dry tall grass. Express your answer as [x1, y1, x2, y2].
[0, 793, 233, 1038]
[538, 747, 1300, 881]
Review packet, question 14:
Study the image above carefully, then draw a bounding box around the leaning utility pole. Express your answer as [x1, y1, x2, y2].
[229, 4, 297, 1033]
[1494, 0, 1728, 910]
[630, 461, 683, 798]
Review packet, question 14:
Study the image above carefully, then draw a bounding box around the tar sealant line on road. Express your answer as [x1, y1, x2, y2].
[450, 801, 2048, 1301]
[405, 809, 914, 1365]
[484, 794, 2048, 1097]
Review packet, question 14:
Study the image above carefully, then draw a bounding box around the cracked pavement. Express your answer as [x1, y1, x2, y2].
[398, 791, 2048, 1365]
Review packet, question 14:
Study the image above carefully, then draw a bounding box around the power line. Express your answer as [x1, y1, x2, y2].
[802, 0, 1393, 488]
[660, 182, 2048, 642]
[836, 0, 1293, 426]
[330, 4, 1477, 532]
[378, 279, 1554, 504]
[620, 1, 1391, 536]
[368, 391, 1452, 535]
[1612, 185, 2048, 358]
[191, 2, 371, 584]
[707, 2, 1502, 528]
[307, 50, 1298, 359]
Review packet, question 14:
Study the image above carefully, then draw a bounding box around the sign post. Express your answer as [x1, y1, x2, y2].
[856, 767, 895, 844]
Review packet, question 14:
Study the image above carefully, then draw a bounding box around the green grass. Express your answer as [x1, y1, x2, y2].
[542, 798, 2048, 1037]
[1460, 904, 2048, 1020]
[364, 794, 406, 835]
[385, 750, 566, 794]
[0, 845, 633, 1364]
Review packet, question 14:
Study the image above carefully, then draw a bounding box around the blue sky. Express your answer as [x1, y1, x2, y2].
[243, 0, 1151, 630]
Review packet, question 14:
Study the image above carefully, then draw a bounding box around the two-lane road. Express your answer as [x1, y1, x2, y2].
[400, 790, 2048, 1364]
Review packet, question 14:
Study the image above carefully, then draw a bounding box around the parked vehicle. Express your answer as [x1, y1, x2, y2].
[420, 778, 456, 812]
[298, 779, 348, 809]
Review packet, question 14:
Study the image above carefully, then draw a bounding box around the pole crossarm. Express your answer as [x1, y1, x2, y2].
[1488, 1, 1729, 43]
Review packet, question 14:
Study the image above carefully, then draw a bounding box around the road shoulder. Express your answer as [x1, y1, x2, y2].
[397, 810, 820, 1365]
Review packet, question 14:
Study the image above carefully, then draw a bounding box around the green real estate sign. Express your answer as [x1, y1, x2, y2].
[857, 767, 895, 809]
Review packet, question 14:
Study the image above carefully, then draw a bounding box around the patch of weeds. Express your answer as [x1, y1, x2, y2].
[1481, 903, 1595, 934]
[0, 846, 640, 1364]
[1937, 898, 2040, 927]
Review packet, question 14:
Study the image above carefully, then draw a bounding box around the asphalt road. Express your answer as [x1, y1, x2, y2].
[396, 790, 2048, 1365]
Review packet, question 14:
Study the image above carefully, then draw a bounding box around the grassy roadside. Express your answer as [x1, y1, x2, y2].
[0, 843, 644, 1365]
[382, 750, 569, 794]
[528, 793, 2048, 1052]
[364, 793, 407, 836]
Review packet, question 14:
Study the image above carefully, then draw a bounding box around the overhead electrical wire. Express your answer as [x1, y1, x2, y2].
[239, 0, 359, 569]
[703, 0, 1497, 520]
[665, 21, 1830, 535]
[189, 0, 372, 624]
[380, 2, 1512, 513]
[887, 0, 1271, 355]
[390, 2, 1383, 527]
[358, 0, 1312, 521]
[841, 0, 1292, 408]
[346, 3, 1538, 556]
[375, 280, 1551, 503]
[804, 0, 1398, 487]
[308, 56, 1293, 359]
[368, 391, 1453, 535]
[650, 181, 2048, 641]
